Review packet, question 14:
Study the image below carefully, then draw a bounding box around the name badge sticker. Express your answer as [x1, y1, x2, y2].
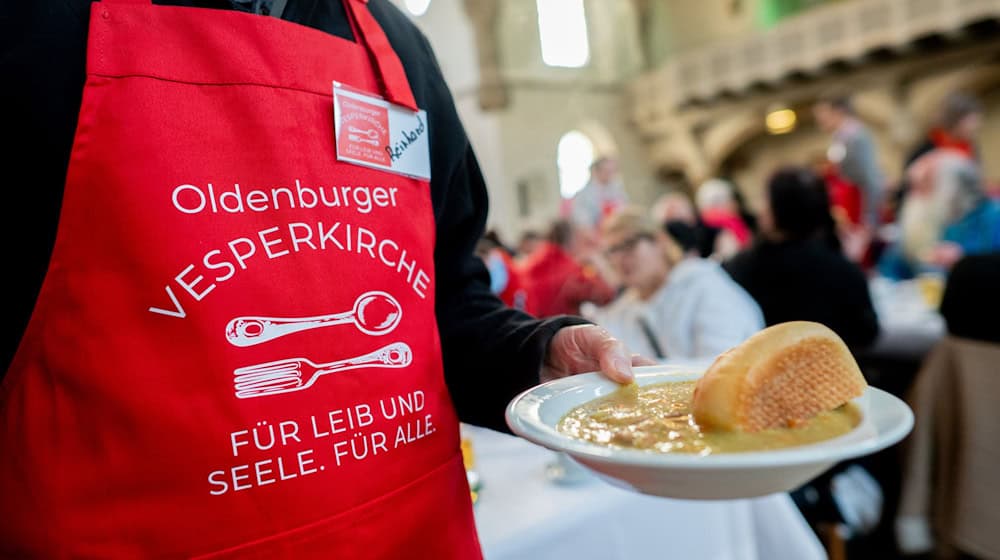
[333, 82, 430, 181]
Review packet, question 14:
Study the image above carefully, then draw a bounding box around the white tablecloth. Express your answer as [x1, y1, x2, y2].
[868, 277, 946, 360]
[467, 425, 827, 560]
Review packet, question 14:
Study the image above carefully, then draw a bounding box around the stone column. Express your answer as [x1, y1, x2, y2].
[463, 0, 509, 111]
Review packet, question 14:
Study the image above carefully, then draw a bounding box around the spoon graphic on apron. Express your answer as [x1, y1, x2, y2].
[225, 291, 402, 347]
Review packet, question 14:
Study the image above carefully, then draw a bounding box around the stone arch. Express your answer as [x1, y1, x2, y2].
[701, 111, 766, 172]
[574, 119, 621, 160]
[907, 63, 1000, 130]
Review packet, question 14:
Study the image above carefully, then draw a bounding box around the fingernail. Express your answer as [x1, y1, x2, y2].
[612, 357, 634, 382]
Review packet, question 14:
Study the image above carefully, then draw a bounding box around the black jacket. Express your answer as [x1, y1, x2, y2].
[0, 0, 583, 432]
[723, 238, 880, 350]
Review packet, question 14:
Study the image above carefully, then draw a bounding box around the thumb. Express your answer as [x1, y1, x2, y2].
[542, 325, 635, 384]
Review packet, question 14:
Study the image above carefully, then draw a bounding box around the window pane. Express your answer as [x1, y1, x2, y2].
[558, 130, 595, 198]
[404, 0, 430, 17]
[537, 0, 590, 68]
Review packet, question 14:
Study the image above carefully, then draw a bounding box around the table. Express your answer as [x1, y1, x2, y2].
[466, 425, 827, 560]
[835, 276, 948, 554]
[867, 276, 946, 361]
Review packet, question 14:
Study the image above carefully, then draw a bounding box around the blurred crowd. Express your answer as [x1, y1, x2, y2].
[475, 89, 999, 559]
[477, 89, 999, 360]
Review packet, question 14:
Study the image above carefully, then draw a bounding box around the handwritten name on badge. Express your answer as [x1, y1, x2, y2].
[333, 83, 431, 181]
[386, 115, 425, 163]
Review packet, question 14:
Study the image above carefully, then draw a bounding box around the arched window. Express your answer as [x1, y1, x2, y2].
[557, 130, 595, 199]
[536, 0, 590, 68]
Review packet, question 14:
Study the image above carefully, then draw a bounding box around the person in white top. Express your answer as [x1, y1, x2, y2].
[585, 207, 764, 361]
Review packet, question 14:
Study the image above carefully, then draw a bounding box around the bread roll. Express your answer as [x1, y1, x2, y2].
[692, 321, 867, 432]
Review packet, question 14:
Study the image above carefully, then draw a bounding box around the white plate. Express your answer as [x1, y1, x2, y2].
[505, 363, 914, 500]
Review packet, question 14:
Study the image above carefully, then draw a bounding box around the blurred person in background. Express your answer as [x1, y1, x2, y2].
[879, 142, 1000, 279]
[812, 153, 869, 264]
[887, 91, 984, 223]
[935, 172, 1000, 270]
[723, 176, 760, 236]
[814, 155, 863, 228]
[585, 208, 763, 361]
[906, 91, 982, 169]
[695, 178, 753, 259]
[650, 190, 699, 225]
[650, 190, 725, 260]
[476, 230, 529, 312]
[519, 218, 617, 318]
[724, 166, 879, 351]
[939, 252, 1000, 344]
[567, 156, 629, 231]
[813, 94, 886, 234]
[515, 229, 543, 262]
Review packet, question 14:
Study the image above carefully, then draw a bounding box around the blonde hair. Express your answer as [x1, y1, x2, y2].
[602, 206, 682, 263]
[601, 206, 660, 240]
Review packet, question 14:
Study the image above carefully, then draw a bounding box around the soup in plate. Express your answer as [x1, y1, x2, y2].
[556, 380, 861, 455]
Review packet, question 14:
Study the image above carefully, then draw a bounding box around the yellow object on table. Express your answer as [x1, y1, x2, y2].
[916, 274, 944, 309]
[460, 424, 481, 504]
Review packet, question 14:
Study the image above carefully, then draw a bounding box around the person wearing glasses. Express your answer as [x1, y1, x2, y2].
[583, 207, 763, 362]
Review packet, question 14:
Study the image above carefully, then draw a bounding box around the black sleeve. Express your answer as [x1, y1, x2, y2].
[370, 1, 588, 433]
[1, 0, 92, 374]
[0, 0, 243, 375]
[433, 148, 588, 432]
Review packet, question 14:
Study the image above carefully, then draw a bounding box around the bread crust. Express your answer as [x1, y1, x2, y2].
[692, 321, 867, 432]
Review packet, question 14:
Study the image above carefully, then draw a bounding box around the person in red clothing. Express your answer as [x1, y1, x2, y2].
[515, 229, 544, 263]
[695, 178, 753, 259]
[476, 231, 529, 312]
[520, 219, 618, 318]
[811, 154, 871, 264]
[818, 159, 863, 228]
[813, 93, 885, 232]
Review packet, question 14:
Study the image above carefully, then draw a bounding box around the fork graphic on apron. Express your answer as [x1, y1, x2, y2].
[233, 342, 412, 399]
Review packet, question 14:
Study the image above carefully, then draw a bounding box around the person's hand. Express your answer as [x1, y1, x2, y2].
[925, 241, 964, 269]
[841, 224, 872, 263]
[540, 324, 656, 384]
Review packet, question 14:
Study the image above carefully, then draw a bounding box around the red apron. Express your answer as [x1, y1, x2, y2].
[0, 0, 481, 557]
